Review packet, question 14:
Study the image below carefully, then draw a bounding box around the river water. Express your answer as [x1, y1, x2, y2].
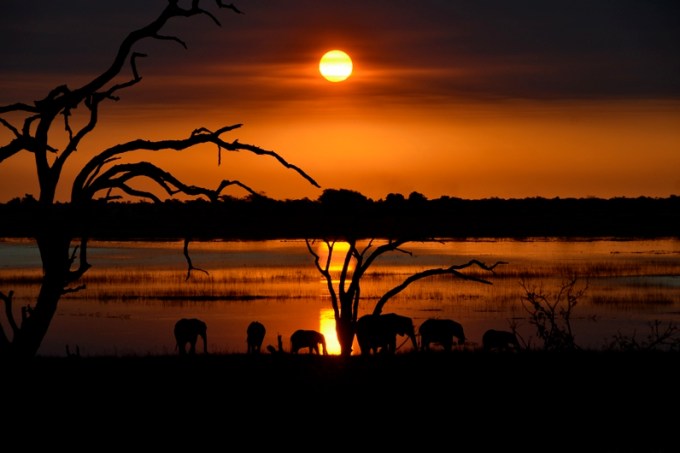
[1, 237, 678, 356]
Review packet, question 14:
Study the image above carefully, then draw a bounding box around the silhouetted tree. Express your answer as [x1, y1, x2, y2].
[519, 275, 588, 351]
[384, 193, 406, 205]
[0, 2, 318, 358]
[407, 191, 428, 203]
[306, 237, 506, 356]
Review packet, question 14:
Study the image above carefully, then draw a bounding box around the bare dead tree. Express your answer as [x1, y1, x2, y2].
[306, 237, 507, 357]
[519, 275, 589, 351]
[0, 2, 319, 358]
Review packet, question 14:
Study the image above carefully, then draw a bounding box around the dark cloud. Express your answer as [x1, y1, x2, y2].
[1, 0, 678, 103]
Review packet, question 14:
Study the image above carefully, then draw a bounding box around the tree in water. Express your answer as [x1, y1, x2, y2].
[306, 233, 507, 357]
[0, 2, 318, 358]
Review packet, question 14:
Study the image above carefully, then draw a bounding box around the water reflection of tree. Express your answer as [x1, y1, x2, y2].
[306, 237, 507, 357]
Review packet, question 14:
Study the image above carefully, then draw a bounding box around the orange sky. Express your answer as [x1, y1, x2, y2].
[1, 0, 679, 202]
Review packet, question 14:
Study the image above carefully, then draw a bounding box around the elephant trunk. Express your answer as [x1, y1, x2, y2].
[409, 333, 418, 351]
[201, 333, 208, 354]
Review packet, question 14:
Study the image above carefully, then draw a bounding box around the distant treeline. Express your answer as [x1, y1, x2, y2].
[1, 190, 678, 240]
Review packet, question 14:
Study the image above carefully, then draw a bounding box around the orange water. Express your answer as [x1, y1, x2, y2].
[1, 238, 678, 356]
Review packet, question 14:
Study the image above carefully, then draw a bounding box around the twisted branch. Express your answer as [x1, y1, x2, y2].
[72, 126, 319, 203]
[373, 259, 509, 314]
[1, 1, 248, 195]
[184, 238, 209, 280]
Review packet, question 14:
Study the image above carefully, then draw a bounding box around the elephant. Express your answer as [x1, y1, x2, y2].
[419, 318, 466, 352]
[174, 318, 208, 355]
[290, 329, 328, 355]
[482, 329, 521, 352]
[356, 313, 418, 356]
[246, 321, 266, 354]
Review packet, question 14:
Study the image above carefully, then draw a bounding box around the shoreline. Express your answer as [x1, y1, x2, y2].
[6, 350, 677, 450]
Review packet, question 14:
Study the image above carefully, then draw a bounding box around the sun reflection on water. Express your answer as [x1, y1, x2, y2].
[319, 308, 341, 355]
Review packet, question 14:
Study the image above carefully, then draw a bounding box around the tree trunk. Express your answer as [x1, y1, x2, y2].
[336, 315, 355, 357]
[11, 278, 62, 357]
[10, 214, 73, 357]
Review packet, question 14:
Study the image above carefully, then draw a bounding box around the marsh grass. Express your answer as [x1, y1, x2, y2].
[592, 294, 676, 306]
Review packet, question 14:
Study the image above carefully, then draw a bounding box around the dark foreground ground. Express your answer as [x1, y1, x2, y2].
[4, 350, 677, 451]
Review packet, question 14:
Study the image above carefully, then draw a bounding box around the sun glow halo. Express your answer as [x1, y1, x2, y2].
[319, 50, 353, 82]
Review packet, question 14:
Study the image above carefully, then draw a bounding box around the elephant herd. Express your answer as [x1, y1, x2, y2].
[355, 314, 521, 354]
[174, 315, 520, 356]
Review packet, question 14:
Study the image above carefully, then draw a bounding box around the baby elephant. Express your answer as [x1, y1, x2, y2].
[419, 318, 466, 352]
[246, 321, 266, 354]
[290, 329, 328, 355]
[482, 329, 521, 352]
[174, 318, 208, 355]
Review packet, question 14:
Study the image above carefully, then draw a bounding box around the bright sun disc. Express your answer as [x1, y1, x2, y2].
[319, 50, 353, 82]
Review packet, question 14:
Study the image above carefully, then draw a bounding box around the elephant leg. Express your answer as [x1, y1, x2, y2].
[388, 335, 397, 353]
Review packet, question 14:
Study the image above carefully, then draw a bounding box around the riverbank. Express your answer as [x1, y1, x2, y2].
[5, 351, 676, 450]
[9, 349, 678, 394]
[2, 195, 678, 239]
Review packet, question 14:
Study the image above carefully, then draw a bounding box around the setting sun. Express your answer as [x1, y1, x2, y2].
[319, 49, 353, 82]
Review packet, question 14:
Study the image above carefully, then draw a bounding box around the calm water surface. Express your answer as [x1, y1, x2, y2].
[1, 238, 678, 356]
